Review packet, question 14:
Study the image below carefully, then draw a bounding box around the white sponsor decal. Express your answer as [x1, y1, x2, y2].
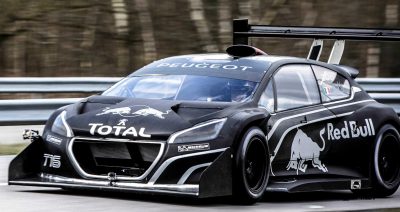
[286, 118, 375, 174]
[286, 129, 328, 175]
[132, 107, 170, 119]
[178, 143, 210, 152]
[97, 107, 130, 116]
[97, 105, 170, 119]
[46, 135, 62, 145]
[156, 63, 253, 71]
[118, 119, 128, 126]
[43, 154, 61, 168]
[327, 118, 375, 141]
[89, 123, 151, 138]
[351, 179, 362, 190]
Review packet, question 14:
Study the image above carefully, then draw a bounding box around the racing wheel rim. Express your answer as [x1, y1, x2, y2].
[374, 127, 400, 190]
[377, 133, 400, 186]
[244, 136, 268, 193]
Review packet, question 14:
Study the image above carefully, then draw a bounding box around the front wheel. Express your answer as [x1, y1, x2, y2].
[232, 127, 270, 204]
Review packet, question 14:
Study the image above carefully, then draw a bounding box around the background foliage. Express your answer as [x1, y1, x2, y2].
[0, 0, 399, 77]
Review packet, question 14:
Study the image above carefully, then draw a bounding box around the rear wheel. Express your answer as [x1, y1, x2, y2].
[354, 124, 400, 197]
[232, 127, 269, 204]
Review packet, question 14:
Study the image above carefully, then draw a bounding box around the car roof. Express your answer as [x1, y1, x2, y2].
[130, 53, 353, 82]
[130, 54, 292, 82]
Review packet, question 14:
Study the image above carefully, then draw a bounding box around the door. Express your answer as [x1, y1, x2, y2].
[312, 65, 373, 177]
[259, 64, 335, 177]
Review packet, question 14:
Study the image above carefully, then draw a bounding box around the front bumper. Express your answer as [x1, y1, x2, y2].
[8, 137, 233, 198]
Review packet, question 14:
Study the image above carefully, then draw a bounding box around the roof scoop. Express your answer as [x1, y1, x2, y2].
[226, 45, 267, 58]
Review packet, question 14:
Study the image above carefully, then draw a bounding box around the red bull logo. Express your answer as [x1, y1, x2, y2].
[286, 128, 328, 175]
[97, 107, 131, 116]
[96, 105, 170, 119]
[286, 118, 375, 174]
[327, 118, 375, 141]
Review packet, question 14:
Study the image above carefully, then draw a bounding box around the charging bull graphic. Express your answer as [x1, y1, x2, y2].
[96, 105, 171, 119]
[132, 107, 171, 119]
[286, 128, 328, 175]
[97, 107, 131, 116]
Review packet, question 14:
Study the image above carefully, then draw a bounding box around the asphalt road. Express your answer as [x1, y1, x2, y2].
[1, 156, 400, 212]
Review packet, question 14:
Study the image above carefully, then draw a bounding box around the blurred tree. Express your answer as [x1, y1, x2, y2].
[0, 0, 399, 77]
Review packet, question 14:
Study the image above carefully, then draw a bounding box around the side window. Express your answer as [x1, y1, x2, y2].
[274, 65, 320, 111]
[312, 65, 351, 103]
[258, 80, 275, 112]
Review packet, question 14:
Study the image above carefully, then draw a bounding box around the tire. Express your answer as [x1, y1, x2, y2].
[353, 124, 400, 197]
[232, 127, 270, 204]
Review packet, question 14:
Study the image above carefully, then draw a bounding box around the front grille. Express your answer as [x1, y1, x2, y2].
[68, 137, 164, 181]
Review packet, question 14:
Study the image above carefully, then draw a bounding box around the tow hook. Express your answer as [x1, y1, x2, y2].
[22, 129, 40, 142]
[108, 172, 117, 186]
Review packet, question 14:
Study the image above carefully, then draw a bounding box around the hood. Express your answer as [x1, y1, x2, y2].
[65, 96, 235, 139]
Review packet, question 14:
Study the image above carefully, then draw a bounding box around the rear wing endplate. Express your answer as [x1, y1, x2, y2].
[233, 19, 400, 64]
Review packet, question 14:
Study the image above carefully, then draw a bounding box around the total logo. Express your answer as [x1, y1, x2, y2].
[327, 118, 375, 141]
[89, 123, 151, 138]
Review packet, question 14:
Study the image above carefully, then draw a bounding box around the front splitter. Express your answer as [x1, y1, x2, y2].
[9, 173, 199, 197]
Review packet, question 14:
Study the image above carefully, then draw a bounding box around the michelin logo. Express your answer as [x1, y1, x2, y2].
[46, 135, 62, 145]
[178, 143, 210, 152]
[286, 129, 328, 175]
[327, 118, 375, 141]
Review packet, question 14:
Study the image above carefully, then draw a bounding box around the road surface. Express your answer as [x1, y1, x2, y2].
[1, 155, 400, 211]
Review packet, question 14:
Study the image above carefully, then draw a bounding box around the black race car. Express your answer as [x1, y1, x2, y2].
[9, 19, 400, 203]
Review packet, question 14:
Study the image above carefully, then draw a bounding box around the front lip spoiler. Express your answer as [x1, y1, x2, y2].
[9, 173, 199, 197]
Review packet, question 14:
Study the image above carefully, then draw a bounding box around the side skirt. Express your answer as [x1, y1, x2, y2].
[266, 177, 371, 193]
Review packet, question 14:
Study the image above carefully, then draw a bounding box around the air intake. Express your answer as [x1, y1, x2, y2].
[226, 45, 267, 58]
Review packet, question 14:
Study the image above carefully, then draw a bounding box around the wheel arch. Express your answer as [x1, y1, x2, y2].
[231, 125, 270, 203]
[351, 102, 400, 188]
[228, 110, 269, 152]
[352, 102, 400, 135]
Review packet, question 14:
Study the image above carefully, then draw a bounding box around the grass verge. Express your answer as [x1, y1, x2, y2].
[0, 143, 28, 155]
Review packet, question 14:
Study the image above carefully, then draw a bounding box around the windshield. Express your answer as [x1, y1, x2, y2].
[102, 75, 258, 103]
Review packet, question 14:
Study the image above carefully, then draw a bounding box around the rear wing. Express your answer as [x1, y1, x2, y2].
[233, 19, 400, 64]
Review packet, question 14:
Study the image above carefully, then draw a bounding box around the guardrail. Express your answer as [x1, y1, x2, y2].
[0, 77, 121, 93]
[0, 98, 81, 125]
[0, 77, 399, 125]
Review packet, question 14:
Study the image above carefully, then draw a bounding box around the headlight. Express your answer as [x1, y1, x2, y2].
[51, 111, 74, 138]
[168, 118, 227, 143]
